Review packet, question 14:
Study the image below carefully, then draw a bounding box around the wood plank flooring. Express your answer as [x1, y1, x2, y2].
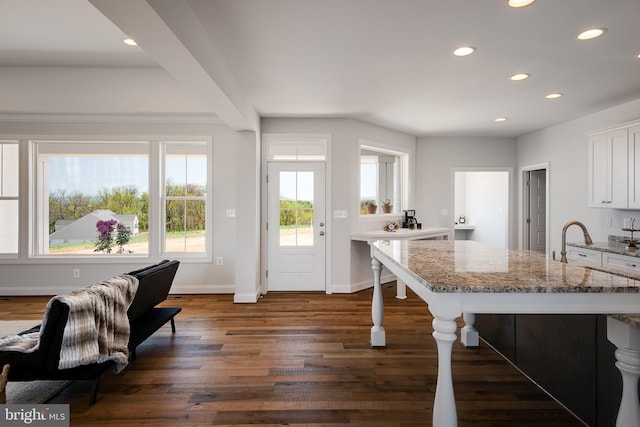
[0, 284, 586, 426]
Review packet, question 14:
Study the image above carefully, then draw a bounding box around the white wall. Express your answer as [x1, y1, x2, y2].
[415, 137, 518, 248]
[462, 171, 509, 248]
[517, 98, 640, 256]
[260, 118, 416, 292]
[0, 118, 250, 296]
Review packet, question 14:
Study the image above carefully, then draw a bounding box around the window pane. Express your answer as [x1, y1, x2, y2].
[163, 142, 207, 255]
[165, 199, 206, 253]
[279, 171, 314, 247]
[267, 138, 327, 161]
[40, 142, 149, 255]
[359, 144, 406, 215]
[0, 200, 18, 254]
[1, 143, 19, 197]
[165, 143, 207, 197]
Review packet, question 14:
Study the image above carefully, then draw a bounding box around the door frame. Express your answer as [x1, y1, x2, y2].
[261, 133, 332, 295]
[518, 162, 550, 255]
[450, 167, 514, 249]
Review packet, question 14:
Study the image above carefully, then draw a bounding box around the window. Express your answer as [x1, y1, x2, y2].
[0, 142, 19, 255]
[163, 142, 207, 253]
[35, 142, 150, 255]
[32, 140, 209, 258]
[359, 142, 408, 216]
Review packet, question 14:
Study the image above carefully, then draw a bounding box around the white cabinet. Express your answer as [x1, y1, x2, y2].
[588, 129, 628, 208]
[627, 125, 640, 209]
[602, 252, 640, 275]
[565, 246, 602, 267]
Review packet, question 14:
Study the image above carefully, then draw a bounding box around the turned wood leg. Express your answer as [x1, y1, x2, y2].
[607, 316, 640, 427]
[614, 348, 640, 427]
[432, 316, 458, 427]
[396, 278, 407, 299]
[371, 257, 385, 347]
[461, 313, 479, 347]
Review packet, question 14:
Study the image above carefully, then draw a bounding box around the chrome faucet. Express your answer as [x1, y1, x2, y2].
[560, 221, 593, 263]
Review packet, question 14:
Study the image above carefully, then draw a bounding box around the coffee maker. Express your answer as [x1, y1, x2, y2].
[401, 210, 419, 229]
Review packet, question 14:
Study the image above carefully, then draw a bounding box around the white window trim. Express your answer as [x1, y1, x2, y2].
[0, 141, 20, 256]
[0, 138, 213, 265]
[357, 138, 410, 222]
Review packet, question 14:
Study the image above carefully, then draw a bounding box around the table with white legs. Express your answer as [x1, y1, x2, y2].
[368, 239, 640, 427]
[351, 226, 451, 299]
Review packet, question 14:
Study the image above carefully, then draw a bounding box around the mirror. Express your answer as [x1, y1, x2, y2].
[359, 143, 407, 215]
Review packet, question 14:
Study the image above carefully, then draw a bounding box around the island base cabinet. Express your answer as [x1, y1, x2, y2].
[516, 314, 597, 426]
[477, 313, 636, 426]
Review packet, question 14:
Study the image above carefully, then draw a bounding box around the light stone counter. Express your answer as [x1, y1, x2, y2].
[374, 239, 640, 293]
[368, 239, 640, 427]
[569, 235, 640, 258]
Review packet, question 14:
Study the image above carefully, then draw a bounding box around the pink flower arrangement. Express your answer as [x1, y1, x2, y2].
[94, 219, 132, 254]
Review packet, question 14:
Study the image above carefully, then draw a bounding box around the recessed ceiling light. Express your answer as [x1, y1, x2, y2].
[510, 73, 530, 81]
[546, 93, 563, 99]
[495, 117, 507, 122]
[636, 53, 640, 59]
[507, 0, 536, 8]
[453, 46, 476, 57]
[123, 38, 138, 46]
[577, 28, 606, 41]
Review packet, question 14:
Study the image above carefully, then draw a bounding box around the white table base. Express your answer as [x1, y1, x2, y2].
[607, 316, 640, 427]
[370, 251, 640, 427]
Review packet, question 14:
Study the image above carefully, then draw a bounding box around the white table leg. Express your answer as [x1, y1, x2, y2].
[371, 257, 385, 347]
[396, 278, 407, 299]
[614, 348, 640, 427]
[607, 316, 640, 427]
[461, 313, 479, 347]
[432, 316, 458, 427]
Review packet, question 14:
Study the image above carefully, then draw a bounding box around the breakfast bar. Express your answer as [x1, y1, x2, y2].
[368, 239, 640, 427]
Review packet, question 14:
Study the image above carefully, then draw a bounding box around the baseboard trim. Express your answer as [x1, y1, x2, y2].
[234, 290, 261, 303]
[0, 283, 236, 297]
[332, 274, 396, 294]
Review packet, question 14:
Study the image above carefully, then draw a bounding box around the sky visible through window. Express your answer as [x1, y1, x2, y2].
[49, 157, 207, 195]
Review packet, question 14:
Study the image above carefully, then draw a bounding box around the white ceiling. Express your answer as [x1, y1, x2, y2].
[1, 0, 639, 137]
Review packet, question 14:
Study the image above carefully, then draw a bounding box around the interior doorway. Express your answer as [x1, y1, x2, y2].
[453, 170, 510, 249]
[522, 165, 549, 254]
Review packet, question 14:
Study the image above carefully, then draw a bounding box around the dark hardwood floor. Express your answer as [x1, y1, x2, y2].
[1, 284, 585, 426]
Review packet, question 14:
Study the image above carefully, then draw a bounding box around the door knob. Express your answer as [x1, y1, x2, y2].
[319, 231, 325, 236]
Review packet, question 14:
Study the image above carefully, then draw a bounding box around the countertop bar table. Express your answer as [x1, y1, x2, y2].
[352, 227, 451, 299]
[368, 239, 640, 427]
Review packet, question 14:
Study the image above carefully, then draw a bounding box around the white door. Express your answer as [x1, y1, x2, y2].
[267, 162, 326, 291]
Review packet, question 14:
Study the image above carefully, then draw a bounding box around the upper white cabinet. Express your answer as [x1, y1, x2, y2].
[588, 128, 628, 208]
[627, 125, 640, 209]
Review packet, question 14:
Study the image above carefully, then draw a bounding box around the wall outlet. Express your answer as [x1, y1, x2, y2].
[216, 257, 223, 265]
[73, 269, 80, 278]
[605, 217, 612, 227]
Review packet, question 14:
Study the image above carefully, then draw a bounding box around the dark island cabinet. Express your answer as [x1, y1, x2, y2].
[477, 313, 634, 427]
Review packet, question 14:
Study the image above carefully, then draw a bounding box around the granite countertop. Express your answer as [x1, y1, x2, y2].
[566, 235, 640, 327]
[567, 235, 640, 258]
[370, 239, 640, 294]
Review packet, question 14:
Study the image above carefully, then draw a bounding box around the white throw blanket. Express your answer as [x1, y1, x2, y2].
[0, 275, 138, 373]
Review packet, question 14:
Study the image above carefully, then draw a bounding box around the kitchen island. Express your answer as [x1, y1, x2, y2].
[368, 239, 640, 427]
[352, 227, 451, 298]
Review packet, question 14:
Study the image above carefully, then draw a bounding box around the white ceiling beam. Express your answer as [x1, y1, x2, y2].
[89, 0, 259, 132]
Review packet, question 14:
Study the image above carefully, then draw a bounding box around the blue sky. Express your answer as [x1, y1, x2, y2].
[49, 157, 207, 196]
